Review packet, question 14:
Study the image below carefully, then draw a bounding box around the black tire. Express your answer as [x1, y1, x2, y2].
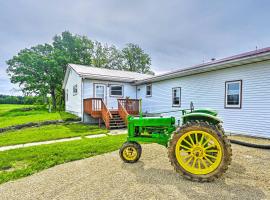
[119, 141, 142, 163]
[168, 121, 232, 182]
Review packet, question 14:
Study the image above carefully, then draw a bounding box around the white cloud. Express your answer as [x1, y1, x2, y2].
[1, 0, 270, 94]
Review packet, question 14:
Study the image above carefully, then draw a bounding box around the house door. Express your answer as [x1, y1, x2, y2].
[94, 84, 106, 103]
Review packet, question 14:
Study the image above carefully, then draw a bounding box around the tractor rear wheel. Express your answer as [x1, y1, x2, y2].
[168, 121, 232, 182]
[119, 141, 142, 163]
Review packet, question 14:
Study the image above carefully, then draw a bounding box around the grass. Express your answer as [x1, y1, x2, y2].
[0, 123, 108, 147]
[0, 104, 78, 128]
[0, 104, 34, 115]
[0, 134, 126, 184]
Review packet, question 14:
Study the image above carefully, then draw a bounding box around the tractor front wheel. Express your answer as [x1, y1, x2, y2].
[119, 141, 142, 163]
[168, 121, 232, 182]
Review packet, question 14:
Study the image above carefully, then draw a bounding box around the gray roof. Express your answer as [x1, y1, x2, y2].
[63, 47, 270, 88]
[69, 64, 153, 82]
[135, 47, 270, 84]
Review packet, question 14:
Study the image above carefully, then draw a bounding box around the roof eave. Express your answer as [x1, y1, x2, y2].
[62, 65, 71, 89]
[134, 52, 270, 85]
[81, 74, 137, 83]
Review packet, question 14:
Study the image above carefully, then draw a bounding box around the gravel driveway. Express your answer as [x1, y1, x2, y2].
[0, 143, 269, 200]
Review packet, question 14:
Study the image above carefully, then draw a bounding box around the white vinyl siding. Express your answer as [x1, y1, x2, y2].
[83, 80, 136, 110]
[137, 60, 270, 138]
[64, 69, 82, 117]
[64, 60, 270, 138]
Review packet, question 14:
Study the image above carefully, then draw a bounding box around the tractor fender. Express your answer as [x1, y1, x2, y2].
[182, 112, 223, 124]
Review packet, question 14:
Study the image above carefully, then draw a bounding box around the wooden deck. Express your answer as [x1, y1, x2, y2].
[83, 98, 140, 129]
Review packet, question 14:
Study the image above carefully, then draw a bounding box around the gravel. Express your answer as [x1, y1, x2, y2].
[0, 143, 269, 200]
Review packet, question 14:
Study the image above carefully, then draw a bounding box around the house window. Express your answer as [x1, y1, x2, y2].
[225, 80, 242, 108]
[66, 89, 68, 101]
[146, 84, 152, 96]
[110, 85, 123, 97]
[172, 87, 181, 107]
[73, 84, 78, 96]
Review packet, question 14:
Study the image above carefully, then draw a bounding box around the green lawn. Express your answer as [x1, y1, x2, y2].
[0, 104, 78, 128]
[0, 123, 108, 147]
[0, 104, 34, 115]
[0, 134, 126, 184]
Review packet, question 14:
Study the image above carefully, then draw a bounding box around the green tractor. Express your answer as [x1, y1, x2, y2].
[119, 102, 232, 182]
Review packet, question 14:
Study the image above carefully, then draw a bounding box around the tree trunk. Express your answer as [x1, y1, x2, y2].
[60, 89, 65, 110]
[50, 88, 57, 110]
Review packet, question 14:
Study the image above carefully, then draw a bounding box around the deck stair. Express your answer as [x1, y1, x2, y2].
[84, 98, 140, 129]
[109, 113, 126, 129]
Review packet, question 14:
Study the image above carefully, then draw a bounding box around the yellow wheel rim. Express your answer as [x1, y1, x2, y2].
[175, 130, 223, 175]
[122, 146, 138, 161]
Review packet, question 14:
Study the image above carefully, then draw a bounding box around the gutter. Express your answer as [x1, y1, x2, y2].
[80, 74, 137, 83]
[134, 51, 270, 85]
[81, 77, 84, 122]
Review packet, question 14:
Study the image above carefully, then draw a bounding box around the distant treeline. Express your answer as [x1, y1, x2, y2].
[0, 94, 43, 105]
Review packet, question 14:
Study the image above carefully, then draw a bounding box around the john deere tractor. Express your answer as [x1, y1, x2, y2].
[119, 102, 232, 182]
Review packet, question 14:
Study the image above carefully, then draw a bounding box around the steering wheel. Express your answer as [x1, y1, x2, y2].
[190, 101, 194, 112]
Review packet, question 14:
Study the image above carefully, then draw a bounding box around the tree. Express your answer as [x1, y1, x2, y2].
[6, 44, 60, 108]
[92, 41, 110, 68]
[53, 31, 94, 68]
[106, 45, 125, 70]
[7, 31, 95, 109]
[6, 31, 154, 109]
[52, 31, 94, 108]
[122, 43, 154, 75]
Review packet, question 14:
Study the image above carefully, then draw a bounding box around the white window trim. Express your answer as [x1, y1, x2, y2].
[146, 84, 152, 97]
[66, 89, 68, 101]
[73, 84, 78, 96]
[225, 80, 242, 109]
[172, 87, 181, 107]
[109, 84, 123, 97]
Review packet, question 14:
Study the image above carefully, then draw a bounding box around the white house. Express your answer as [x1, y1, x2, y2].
[63, 47, 270, 138]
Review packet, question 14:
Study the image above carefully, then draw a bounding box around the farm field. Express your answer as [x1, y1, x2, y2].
[0, 104, 34, 115]
[0, 104, 78, 128]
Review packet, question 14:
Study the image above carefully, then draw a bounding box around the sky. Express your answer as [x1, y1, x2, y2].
[1, 0, 270, 95]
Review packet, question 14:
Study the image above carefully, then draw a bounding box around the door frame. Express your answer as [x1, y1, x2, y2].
[93, 83, 107, 104]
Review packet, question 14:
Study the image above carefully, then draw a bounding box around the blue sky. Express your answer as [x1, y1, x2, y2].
[1, 0, 270, 95]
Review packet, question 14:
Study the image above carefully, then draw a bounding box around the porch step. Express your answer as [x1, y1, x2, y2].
[109, 113, 126, 129]
[110, 125, 127, 129]
[110, 122, 126, 126]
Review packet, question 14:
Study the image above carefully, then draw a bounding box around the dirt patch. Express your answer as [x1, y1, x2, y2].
[0, 143, 269, 200]
[0, 161, 28, 173]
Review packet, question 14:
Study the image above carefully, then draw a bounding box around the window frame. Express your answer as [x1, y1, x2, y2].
[109, 84, 124, 97]
[172, 87, 181, 107]
[146, 84, 152, 97]
[73, 84, 78, 96]
[66, 89, 68, 101]
[225, 80, 242, 109]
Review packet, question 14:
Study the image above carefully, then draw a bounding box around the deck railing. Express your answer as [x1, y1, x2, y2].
[117, 98, 140, 115]
[118, 100, 129, 125]
[118, 98, 140, 125]
[101, 101, 113, 129]
[83, 98, 112, 129]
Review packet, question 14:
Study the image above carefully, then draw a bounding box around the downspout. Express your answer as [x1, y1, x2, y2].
[136, 85, 137, 99]
[81, 77, 84, 122]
